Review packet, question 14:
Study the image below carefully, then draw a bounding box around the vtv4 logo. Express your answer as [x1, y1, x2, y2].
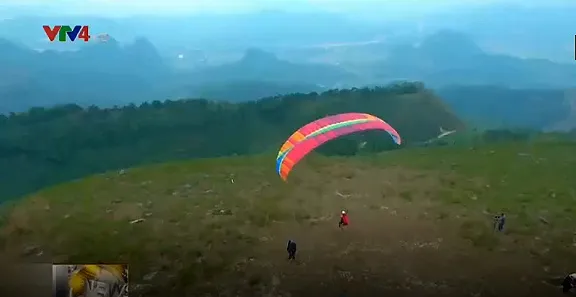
[43, 25, 91, 42]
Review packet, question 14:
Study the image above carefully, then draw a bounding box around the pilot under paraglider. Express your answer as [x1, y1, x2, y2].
[339, 210, 349, 229]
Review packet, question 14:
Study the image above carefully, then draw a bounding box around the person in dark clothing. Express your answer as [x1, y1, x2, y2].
[562, 273, 576, 293]
[497, 213, 506, 232]
[287, 240, 297, 260]
[493, 213, 506, 232]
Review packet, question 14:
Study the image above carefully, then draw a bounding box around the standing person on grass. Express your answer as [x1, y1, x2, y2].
[497, 213, 506, 232]
[493, 213, 506, 232]
[562, 272, 576, 293]
[339, 210, 349, 229]
[287, 240, 297, 260]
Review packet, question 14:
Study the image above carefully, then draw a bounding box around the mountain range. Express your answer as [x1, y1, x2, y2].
[0, 37, 345, 112]
[371, 30, 576, 88]
[1, 29, 576, 126]
[437, 85, 576, 131]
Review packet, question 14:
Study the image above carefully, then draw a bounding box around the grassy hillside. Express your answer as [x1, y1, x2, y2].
[1, 140, 575, 296]
[0, 83, 464, 202]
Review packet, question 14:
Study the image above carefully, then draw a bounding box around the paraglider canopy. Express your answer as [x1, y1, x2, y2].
[276, 113, 401, 181]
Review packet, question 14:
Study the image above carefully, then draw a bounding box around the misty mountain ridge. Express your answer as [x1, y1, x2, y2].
[0, 38, 341, 112]
[415, 30, 483, 61]
[241, 48, 281, 64]
[375, 30, 576, 89]
[0, 36, 169, 112]
[437, 85, 576, 131]
[192, 48, 356, 86]
[1, 29, 576, 130]
[0, 36, 165, 75]
[423, 4, 576, 62]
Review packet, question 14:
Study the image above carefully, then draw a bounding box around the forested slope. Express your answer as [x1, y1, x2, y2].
[0, 82, 464, 202]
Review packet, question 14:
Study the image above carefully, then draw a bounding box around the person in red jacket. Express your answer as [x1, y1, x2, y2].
[339, 210, 349, 228]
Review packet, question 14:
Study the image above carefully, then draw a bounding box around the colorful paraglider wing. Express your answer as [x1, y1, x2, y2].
[277, 113, 386, 158]
[277, 119, 401, 180]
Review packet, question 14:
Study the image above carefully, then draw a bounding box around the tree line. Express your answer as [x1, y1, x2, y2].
[0, 82, 510, 202]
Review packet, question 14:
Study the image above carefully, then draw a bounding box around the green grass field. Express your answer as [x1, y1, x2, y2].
[1, 141, 575, 296]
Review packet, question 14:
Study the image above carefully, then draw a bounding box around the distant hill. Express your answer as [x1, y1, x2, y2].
[0, 83, 464, 202]
[0, 40, 354, 113]
[3, 29, 576, 115]
[437, 85, 574, 130]
[374, 31, 576, 88]
[422, 4, 576, 63]
[0, 37, 170, 112]
[190, 48, 357, 87]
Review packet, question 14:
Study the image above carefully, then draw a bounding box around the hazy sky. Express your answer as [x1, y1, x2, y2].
[0, 0, 573, 18]
[0, 0, 536, 17]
